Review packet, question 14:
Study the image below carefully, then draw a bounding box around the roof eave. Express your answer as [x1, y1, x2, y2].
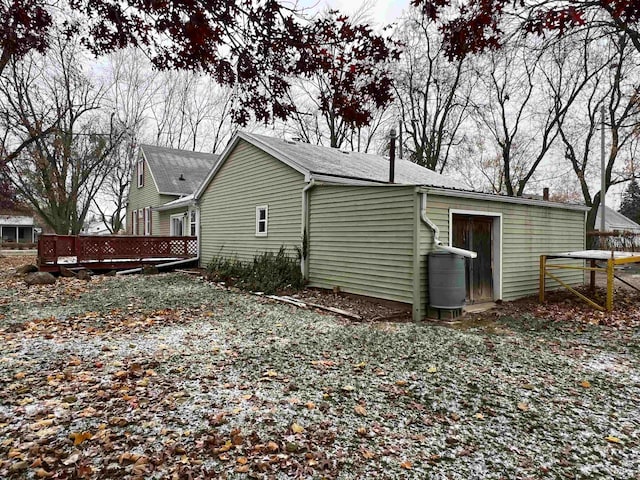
[158, 191, 189, 197]
[194, 132, 312, 200]
[422, 186, 591, 211]
[153, 200, 194, 212]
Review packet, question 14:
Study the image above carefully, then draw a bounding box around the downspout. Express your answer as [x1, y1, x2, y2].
[191, 200, 200, 261]
[301, 179, 316, 278]
[420, 192, 477, 259]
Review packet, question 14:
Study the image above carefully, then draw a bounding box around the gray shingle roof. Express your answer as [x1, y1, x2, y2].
[595, 205, 640, 232]
[140, 144, 218, 195]
[244, 132, 459, 188]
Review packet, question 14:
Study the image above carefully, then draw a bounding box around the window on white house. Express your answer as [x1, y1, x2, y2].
[18, 227, 32, 243]
[132, 210, 138, 234]
[138, 209, 144, 235]
[170, 215, 184, 236]
[1, 226, 17, 242]
[137, 158, 144, 187]
[255, 205, 268, 237]
[144, 207, 151, 235]
[189, 210, 197, 236]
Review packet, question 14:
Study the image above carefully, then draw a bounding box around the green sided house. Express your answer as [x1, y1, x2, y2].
[126, 145, 218, 237]
[194, 132, 588, 321]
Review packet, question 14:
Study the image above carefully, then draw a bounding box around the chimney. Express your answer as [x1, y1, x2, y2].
[543, 187, 549, 201]
[389, 128, 397, 183]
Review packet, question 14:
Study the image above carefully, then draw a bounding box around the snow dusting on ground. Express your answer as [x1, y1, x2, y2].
[0, 261, 638, 478]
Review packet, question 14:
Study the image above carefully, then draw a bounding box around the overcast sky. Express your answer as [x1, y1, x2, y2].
[299, 0, 410, 27]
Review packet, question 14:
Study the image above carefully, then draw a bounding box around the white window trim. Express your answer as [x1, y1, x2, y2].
[132, 209, 138, 235]
[448, 209, 503, 301]
[170, 213, 185, 236]
[189, 209, 198, 237]
[255, 205, 268, 237]
[144, 207, 151, 235]
[137, 158, 144, 188]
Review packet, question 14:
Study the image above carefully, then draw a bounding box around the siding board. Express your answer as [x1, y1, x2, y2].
[421, 193, 585, 311]
[308, 185, 416, 304]
[126, 157, 177, 235]
[199, 141, 306, 264]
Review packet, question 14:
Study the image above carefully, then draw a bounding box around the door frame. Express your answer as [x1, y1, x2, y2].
[449, 209, 503, 301]
[170, 213, 185, 236]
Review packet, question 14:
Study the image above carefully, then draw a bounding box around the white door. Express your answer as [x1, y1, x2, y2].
[170, 215, 184, 236]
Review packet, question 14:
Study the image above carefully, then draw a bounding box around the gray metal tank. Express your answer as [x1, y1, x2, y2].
[428, 252, 466, 309]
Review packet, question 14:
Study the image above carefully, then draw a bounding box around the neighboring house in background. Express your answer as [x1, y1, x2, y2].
[192, 131, 588, 321]
[126, 145, 218, 237]
[81, 217, 113, 235]
[0, 206, 42, 244]
[595, 205, 640, 233]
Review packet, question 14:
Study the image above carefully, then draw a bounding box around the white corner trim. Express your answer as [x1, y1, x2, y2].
[449, 208, 503, 301]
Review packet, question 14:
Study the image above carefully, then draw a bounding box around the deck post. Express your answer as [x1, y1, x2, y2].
[74, 236, 82, 262]
[539, 255, 546, 303]
[606, 257, 614, 312]
[589, 259, 596, 292]
[52, 236, 58, 267]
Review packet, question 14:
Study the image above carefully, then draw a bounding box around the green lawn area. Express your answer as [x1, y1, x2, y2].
[0, 268, 638, 479]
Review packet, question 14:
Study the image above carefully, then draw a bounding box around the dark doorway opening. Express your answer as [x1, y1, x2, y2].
[452, 214, 494, 303]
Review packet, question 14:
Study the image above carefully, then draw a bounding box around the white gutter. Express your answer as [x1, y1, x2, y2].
[153, 196, 196, 212]
[420, 193, 477, 259]
[423, 186, 590, 212]
[301, 179, 316, 278]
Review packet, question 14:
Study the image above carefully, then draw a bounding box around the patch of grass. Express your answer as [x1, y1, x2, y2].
[1, 272, 639, 479]
[206, 246, 303, 294]
[0, 274, 221, 326]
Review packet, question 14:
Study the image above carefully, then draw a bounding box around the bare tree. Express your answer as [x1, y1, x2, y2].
[465, 20, 611, 197]
[558, 33, 640, 231]
[278, 10, 399, 150]
[92, 50, 158, 234]
[393, 11, 473, 173]
[2, 39, 125, 234]
[150, 70, 234, 153]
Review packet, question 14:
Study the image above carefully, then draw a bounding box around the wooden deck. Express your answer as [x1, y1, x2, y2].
[37, 235, 198, 272]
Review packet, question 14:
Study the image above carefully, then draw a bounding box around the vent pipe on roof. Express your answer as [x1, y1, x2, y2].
[389, 128, 397, 183]
[543, 187, 549, 201]
[179, 174, 185, 181]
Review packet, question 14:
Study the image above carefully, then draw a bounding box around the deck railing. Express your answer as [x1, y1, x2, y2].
[37, 234, 198, 266]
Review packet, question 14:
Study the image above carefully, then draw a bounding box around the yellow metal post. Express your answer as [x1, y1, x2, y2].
[539, 255, 546, 303]
[545, 271, 605, 311]
[606, 258, 614, 312]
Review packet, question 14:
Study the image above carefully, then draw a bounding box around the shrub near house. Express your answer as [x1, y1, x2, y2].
[206, 246, 304, 294]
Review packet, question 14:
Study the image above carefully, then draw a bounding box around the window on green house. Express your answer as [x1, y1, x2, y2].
[255, 205, 268, 237]
[137, 158, 144, 187]
[190, 210, 197, 236]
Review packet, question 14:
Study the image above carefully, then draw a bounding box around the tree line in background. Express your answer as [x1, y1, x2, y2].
[0, 0, 639, 235]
